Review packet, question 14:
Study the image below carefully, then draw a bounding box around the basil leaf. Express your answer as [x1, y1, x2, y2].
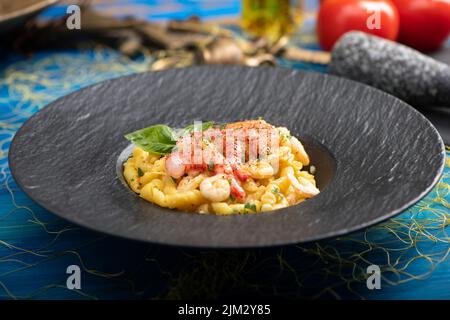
[180, 121, 215, 136]
[201, 121, 215, 131]
[124, 124, 176, 155]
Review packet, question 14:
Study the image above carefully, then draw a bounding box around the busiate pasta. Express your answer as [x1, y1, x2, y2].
[123, 120, 319, 214]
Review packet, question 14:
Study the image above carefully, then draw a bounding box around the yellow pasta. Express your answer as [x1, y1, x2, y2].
[211, 202, 234, 215]
[165, 190, 205, 210]
[123, 158, 140, 193]
[162, 175, 177, 194]
[123, 120, 319, 214]
[261, 191, 277, 205]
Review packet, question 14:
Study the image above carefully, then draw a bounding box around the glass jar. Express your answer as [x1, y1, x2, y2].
[241, 0, 304, 42]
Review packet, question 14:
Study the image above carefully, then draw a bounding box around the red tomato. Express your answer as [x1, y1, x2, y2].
[317, 0, 400, 51]
[392, 0, 450, 52]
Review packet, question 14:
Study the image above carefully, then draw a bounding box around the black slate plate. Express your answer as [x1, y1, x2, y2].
[8, 66, 445, 248]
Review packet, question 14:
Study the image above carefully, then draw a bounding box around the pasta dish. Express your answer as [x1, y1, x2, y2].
[123, 120, 319, 214]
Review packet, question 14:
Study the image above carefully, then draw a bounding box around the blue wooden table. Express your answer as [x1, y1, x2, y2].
[0, 0, 449, 300]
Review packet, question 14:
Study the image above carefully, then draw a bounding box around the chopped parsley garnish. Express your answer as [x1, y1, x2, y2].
[272, 186, 283, 200]
[229, 194, 236, 201]
[207, 161, 215, 172]
[277, 127, 291, 141]
[203, 137, 212, 144]
[244, 203, 257, 213]
[137, 168, 144, 177]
